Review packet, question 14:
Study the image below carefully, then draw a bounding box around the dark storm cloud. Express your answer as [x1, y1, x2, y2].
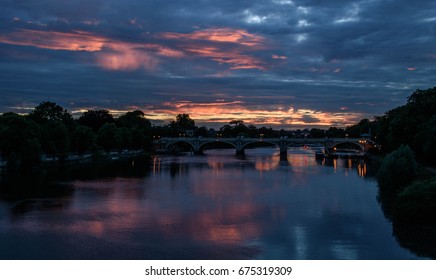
[1, 0, 435, 127]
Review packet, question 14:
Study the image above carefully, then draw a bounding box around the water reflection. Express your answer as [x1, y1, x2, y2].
[358, 162, 367, 177]
[0, 149, 424, 259]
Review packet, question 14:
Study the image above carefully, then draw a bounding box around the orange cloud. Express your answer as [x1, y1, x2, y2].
[0, 28, 187, 71]
[161, 28, 265, 47]
[184, 46, 265, 70]
[0, 29, 105, 52]
[160, 28, 267, 70]
[96, 50, 158, 71]
[0, 27, 268, 71]
[0, 29, 186, 57]
[140, 100, 363, 128]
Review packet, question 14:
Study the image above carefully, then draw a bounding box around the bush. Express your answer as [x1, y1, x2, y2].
[377, 145, 417, 193]
[393, 178, 436, 225]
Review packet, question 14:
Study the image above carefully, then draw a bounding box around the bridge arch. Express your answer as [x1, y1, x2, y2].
[165, 140, 195, 153]
[240, 140, 278, 150]
[198, 140, 237, 153]
[286, 140, 325, 148]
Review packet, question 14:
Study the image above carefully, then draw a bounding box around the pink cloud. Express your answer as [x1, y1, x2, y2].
[0, 29, 105, 52]
[0, 28, 185, 71]
[160, 28, 267, 70]
[96, 50, 158, 71]
[0, 27, 270, 71]
[160, 28, 265, 47]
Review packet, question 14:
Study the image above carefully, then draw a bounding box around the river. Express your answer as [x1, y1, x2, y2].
[0, 148, 425, 259]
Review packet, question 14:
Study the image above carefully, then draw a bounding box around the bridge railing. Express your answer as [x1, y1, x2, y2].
[158, 137, 366, 142]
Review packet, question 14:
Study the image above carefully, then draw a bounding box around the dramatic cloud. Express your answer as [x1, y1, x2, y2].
[1, 0, 436, 128]
[0, 26, 266, 71]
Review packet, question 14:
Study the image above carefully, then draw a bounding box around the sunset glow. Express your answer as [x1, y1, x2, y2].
[136, 100, 364, 128]
[1, 0, 434, 128]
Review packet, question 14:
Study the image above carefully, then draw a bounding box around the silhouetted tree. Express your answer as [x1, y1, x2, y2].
[173, 114, 195, 129]
[0, 113, 42, 167]
[78, 110, 114, 132]
[28, 101, 73, 124]
[117, 110, 151, 129]
[375, 87, 436, 163]
[309, 128, 325, 138]
[195, 126, 209, 137]
[377, 145, 417, 194]
[394, 177, 436, 225]
[167, 114, 195, 137]
[73, 125, 96, 155]
[42, 120, 70, 159]
[130, 127, 152, 150]
[117, 127, 132, 149]
[345, 118, 376, 138]
[326, 127, 345, 138]
[258, 126, 275, 138]
[97, 123, 120, 152]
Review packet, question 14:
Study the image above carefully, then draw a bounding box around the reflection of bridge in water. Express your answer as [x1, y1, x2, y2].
[157, 137, 372, 160]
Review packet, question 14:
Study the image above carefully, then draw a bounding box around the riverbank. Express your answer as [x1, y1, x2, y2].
[375, 146, 436, 258]
[0, 150, 150, 171]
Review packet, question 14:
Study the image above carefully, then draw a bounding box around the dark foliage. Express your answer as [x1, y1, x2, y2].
[376, 87, 436, 164]
[78, 109, 115, 132]
[394, 178, 436, 225]
[377, 145, 418, 193]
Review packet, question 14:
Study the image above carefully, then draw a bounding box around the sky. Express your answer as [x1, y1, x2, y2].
[1, 0, 435, 128]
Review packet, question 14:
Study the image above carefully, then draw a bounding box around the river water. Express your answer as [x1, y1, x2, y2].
[0, 148, 423, 259]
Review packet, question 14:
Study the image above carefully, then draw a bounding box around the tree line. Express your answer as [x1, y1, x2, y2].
[1, 86, 435, 167]
[373, 87, 436, 243]
[0, 102, 156, 167]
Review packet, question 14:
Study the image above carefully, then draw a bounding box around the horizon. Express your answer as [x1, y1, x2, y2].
[1, 1, 435, 129]
[0, 102, 373, 131]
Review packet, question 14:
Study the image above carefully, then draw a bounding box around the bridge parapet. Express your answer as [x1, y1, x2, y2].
[159, 137, 369, 156]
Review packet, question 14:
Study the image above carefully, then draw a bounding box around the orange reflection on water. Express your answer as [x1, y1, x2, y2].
[287, 151, 317, 168]
[71, 220, 105, 237]
[152, 156, 161, 174]
[208, 226, 242, 242]
[207, 161, 226, 175]
[255, 155, 280, 171]
[357, 162, 367, 177]
[192, 203, 262, 244]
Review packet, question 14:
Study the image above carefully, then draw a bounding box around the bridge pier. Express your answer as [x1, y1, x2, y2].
[235, 140, 245, 156]
[279, 140, 288, 161]
[193, 150, 204, 155]
[192, 140, 204, 155]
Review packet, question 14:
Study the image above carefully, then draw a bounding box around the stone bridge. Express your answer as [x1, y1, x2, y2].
[158, 137, 371, 159]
